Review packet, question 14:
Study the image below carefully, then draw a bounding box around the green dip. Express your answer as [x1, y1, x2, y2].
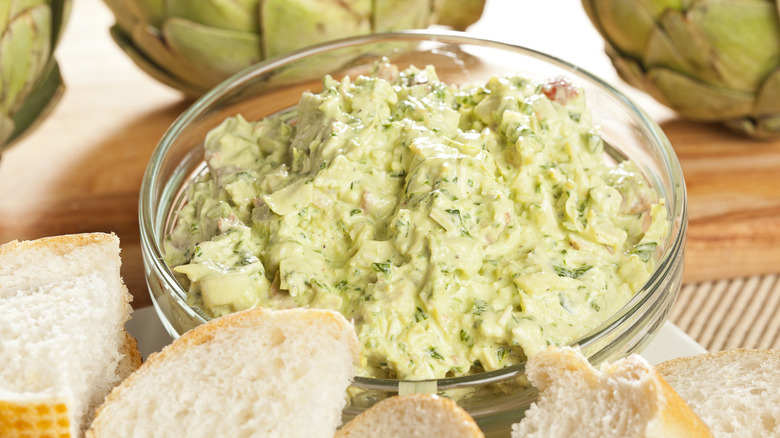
[164, 64, 668, 380]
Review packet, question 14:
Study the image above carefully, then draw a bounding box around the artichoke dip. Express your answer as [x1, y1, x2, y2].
[164, 64, 668, 380]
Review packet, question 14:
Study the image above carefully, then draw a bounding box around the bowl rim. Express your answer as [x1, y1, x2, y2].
[139, 29, 688, 390]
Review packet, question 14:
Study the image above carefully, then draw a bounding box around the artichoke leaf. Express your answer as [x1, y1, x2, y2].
[102, 0, 148, 34]
[129, 19, 221, 91]
[130, 0, 165, 28]
[755, 68, 780, 116]
[374, 0, 431, 32]
[260, 0, 371, 59]
[1, 0, 48, 27]
[0, 4, 51, 115]
[3, 59, 64, 148]
[163, 17, 263, 87]
[724, 116, 780, 139]
[607, 45, 676, 109]
[109, 24, 205, 97]
[580, 0, 602, 36]
[653, 9, 725, 87]
[166, 0, 259, 33]
[591, 0, 680, 59]
[643, 14, 699, 78]
[0, 114, 12, 146]
[686, 0, 780, 93]
[655, 1, 780, 93]
[648, 66, 754, 119]
[432, 0, 485, 30]
[755, 116, 780, 137]
[49, 0, 71, 48]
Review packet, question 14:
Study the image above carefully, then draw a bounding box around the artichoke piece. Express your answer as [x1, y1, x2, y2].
[688, 0, 780, 92]
[373, 0, 431, 31]
[261, 0, 371, 59]
[756, 68, 780, 116]
[5, 61, 64, 145]
[582, 0, 780, 138]
[648, 67, 755, 119]
[589, 0, 671, 58]
[102, 0, 152, 31]
[128, 22, 217, 92]
[652, 1, 780, 92]
[0, 1, 69, 148]
[163, 18, 263, 85]
[103, 0, 486, 96]
[432, 0, 486, 30]
[0, 4, 51, 117]
[109, 24, 205, 97]
[166, 0, 259, 33]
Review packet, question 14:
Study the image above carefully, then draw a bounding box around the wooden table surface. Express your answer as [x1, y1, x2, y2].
[2, 0, 779, 310]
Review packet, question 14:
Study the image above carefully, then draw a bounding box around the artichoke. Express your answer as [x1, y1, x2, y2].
[102, 0, 486, 97]
[0, 0, 70, 151]
[582, 0, 780, 138]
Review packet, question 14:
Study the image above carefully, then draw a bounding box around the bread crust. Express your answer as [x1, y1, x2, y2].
[336, 393, 484, 438]
[655, 348, 780, 375]
[0, 232, 120, 257]
[0, 232, 133, 314]
[118, 331, 143, 377]
[648, 370, 713, 437]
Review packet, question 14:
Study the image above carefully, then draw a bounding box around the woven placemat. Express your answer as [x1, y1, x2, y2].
[668, 274, 780, 352]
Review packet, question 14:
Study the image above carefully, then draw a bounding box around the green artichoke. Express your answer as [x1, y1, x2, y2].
[0, 0, 70, 151]
[102, 0, 486, 97]
[582, 0, 780, 138]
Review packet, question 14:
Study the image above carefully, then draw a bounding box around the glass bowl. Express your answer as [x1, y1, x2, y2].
[139, 30, 687, 437]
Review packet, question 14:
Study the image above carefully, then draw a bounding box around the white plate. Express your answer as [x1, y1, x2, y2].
[127, 306, 707, 364]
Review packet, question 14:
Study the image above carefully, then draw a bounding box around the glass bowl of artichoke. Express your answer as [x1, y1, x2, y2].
[139, 31, 687, 436]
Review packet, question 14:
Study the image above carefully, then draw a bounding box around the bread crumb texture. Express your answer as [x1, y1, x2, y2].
[0, 233, 134, 437]
[512, 346, 712, 438]
[87, 307, 359, 438]
[657, 349, 780, 438]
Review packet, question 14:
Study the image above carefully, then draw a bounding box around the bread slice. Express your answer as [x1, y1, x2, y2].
[86, 307, 360, 438]
[511, 346, 713, 438]
[0, 233, 137, 438]
[656, 349, 780, 438]
[335, 393, 484, 438]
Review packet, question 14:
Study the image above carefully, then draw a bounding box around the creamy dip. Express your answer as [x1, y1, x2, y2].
[164, 64, 668, 380]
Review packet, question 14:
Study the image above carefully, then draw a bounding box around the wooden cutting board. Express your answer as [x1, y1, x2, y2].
[665, 120, 780, 284]
[1, 0, 779, 309]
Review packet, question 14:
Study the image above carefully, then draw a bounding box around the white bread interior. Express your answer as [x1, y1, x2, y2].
[86, 307, 360, 438]
[511, 346, 713, 438]
[0, 233, 136, 437]
[657, 349, 780, 438]
[335, 393, 484, 438]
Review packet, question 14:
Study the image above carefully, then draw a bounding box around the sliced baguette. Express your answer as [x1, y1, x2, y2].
[511, 346, 713, 438]
[656, 349, 780, 438]
[0, 233, 137, 438]
[87, 307, 360, 438]
[335, 393, 484, 438]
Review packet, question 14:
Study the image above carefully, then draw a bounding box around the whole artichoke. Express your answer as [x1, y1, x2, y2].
[582, 0, 780, 138]
[103, 0, 486, 97]
[0, 0, 70, 151]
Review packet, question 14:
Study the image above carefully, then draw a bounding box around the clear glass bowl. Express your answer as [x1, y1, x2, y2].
[139, 31, 687, 437]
